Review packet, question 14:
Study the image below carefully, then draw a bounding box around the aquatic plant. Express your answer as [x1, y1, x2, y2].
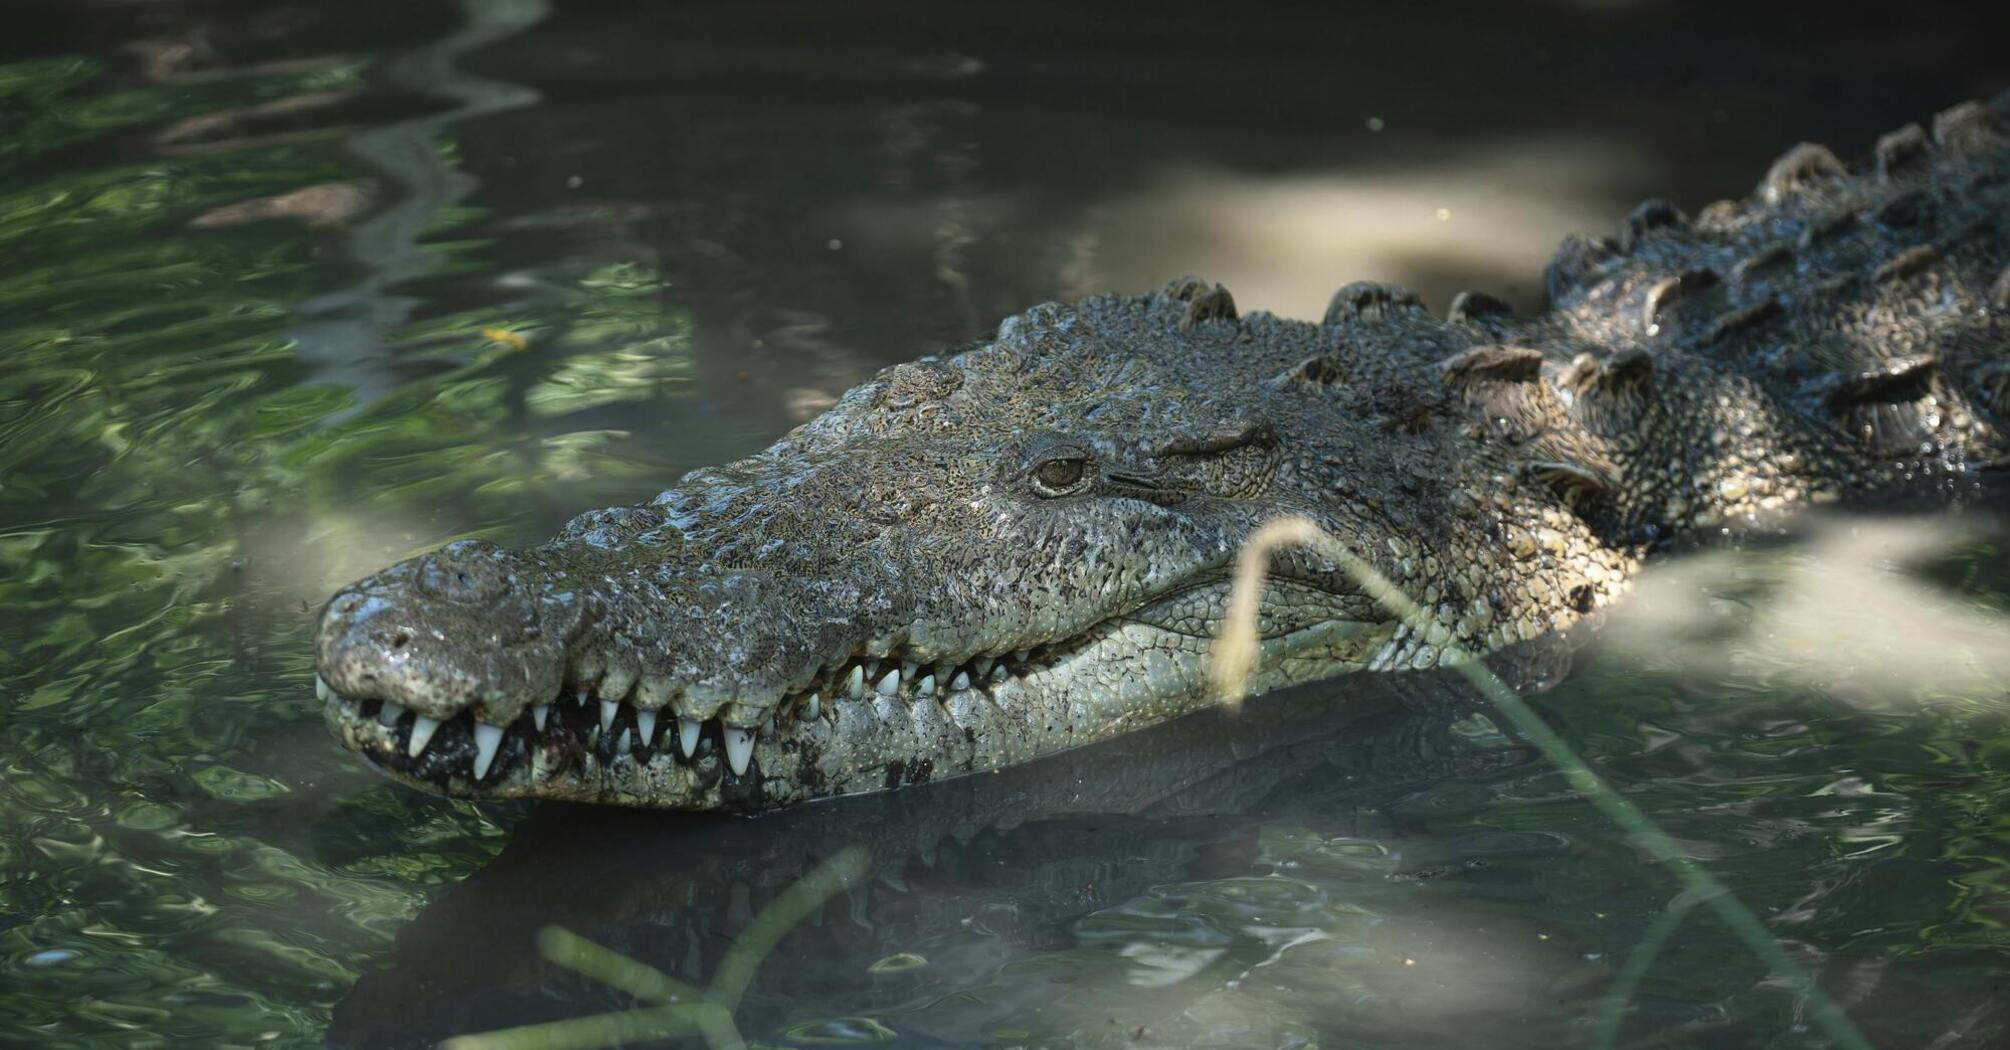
[442, 847, 869, 1050]
[1212, 516, 1873, 1050]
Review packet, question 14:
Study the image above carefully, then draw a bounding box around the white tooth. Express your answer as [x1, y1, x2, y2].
[950, 671, 970, 691]
[678, 717, 701, 757]
[532, 704, 550, 732]
[378, 701, 406, 727]
[576, 686, 590, 707]
[722, 726, 755, 777]
[472, 721, 504, 780]
[315, 676, 331, 702]
[1013, 649, 1030, 662]
[992, 664, 1008, 682]
[974, 657, 993, 676]
[600, 699, 619, 734]
[916, 674, 935, 697]
[863, 659, 881, 682]
[408, 715, 441, 757]
[846, 665, 864, 699]
[616, 728, 631, 754]
[901, 661, 917, 681]
[635, 709, 657, 745]
[805, 693, 821, 720]
[876, 669, 900, 696]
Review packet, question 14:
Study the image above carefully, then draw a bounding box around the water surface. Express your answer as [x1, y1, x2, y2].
[2, 1, 2007, 1046]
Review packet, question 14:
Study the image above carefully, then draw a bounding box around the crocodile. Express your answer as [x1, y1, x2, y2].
[316, 95, 2010, 810]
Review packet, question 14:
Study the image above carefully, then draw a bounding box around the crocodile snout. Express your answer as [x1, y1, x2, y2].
[315, 540, 581, 723]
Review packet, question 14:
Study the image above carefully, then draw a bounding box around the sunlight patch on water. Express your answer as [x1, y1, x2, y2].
[1605, 515, 2010, 710]
[1063, 140, 1651, 317]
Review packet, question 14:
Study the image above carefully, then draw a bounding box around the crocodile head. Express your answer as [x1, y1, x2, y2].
[317, 288, 1609, 808]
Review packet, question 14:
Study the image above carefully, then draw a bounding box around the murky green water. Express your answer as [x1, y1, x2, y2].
[3, 1, 2008, 1046]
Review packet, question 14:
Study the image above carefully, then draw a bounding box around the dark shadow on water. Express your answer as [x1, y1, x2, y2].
[327, 655, 1560, 1049]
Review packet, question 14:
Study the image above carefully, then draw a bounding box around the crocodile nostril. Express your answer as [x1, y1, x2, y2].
[391, 632, 410, 650]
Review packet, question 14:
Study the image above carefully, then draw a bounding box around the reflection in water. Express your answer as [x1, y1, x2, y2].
[330, 677, 1571, 1049]
[287, 0, 550, 407]
[189, 178, 379, 229]
[1, 0, 2007, 1045]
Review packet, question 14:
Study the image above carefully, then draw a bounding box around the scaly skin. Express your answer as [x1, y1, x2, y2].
[316, 95, 2010, 809]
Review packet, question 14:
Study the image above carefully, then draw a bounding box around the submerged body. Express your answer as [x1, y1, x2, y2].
[317, 97, 2010, 809]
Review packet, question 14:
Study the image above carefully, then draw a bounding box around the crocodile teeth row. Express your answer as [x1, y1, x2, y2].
[318, 644, 1050, 780]
[815, 648, 1034, 707]
[326, 684, 768, 780]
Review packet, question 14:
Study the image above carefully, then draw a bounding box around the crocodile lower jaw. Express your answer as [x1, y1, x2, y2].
[318, 613, 1394, 809]
[316, 643, 1055, 803]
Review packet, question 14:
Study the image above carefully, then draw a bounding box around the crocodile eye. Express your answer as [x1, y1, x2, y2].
[1031, 457, 1089, 496]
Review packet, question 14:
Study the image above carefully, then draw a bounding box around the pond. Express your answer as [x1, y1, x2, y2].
[2, 1, 2006, 1046]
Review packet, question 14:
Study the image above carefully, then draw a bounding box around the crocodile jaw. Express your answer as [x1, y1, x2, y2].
[318, 609, 1395, 809]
